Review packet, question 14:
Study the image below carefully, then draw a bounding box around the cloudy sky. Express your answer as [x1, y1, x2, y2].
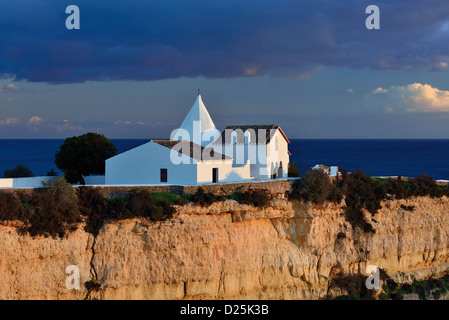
[1, 0, 449, 139]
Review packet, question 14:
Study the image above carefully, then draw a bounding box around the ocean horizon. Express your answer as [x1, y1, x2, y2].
[0, 139, 448, 180]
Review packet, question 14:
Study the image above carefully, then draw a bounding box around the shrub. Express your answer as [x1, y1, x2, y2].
[22, 177, 80, 238]
[341, 170, 386, 233]
[290, 169, 341, 204]
[233, 189, 271, 208]
[409, 174, 442, 198]
[3, 165, 34, 178]
[0, 192, 23, 220]
[191, 187, 222, 206]
[129, 190, 174, 221]
[107, 196, 132, 220]
[78, 188, 176, 236]
[328, 184, 344, 203]
[77, 187, 108, 236]
[288, 161, 300, 177]
[385, 176, 409, 199]
[249, 190, 271, 208]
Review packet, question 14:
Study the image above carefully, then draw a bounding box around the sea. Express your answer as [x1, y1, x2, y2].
[0, 139, 448, 180]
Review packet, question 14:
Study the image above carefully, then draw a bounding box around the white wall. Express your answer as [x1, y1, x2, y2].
[213, 129, 290, 180]
[106, 141, 197, 185]
[0, 176, 58, 188]
[197, 160, 251, 184]
[266, 130, 290, 179]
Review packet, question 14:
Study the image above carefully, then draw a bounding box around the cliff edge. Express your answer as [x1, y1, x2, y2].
[0, 196, 448, 299]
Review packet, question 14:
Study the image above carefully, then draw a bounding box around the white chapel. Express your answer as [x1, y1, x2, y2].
[105, 94, 290, 185]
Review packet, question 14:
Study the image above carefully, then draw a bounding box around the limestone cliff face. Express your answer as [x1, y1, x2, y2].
[1, 196, 449, 300]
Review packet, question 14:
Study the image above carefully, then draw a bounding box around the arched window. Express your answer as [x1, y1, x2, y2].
[231, 131, 237, 144]
[275, 136, 278, 151]
[244, 131, 250, 144]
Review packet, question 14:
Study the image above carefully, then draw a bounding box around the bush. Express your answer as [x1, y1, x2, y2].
[22, 177, 80, 238]
[341, 170, 386, 233]
[288, 162, 300, 177]
[385, 176, 409, 199]
[3, 165, 34, 178]
[328, 184, 344, 203]
[129, 190, 174, 221]
[409, 174, 442, 198]
[78, 188, 175, 236]
[233, 189, 271, 208]
[0, 192, 23, 220]
[77, 187, 109, 236]
[191, 187, 222, 206]
[290, 169, 341, 204]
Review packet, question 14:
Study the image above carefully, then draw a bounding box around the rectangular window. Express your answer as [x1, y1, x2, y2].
[160, 168, 167, 183]
[212, 168, 218, 183]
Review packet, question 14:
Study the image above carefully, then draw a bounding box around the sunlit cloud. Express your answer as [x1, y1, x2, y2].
[28, 116, 43, 126]
[367, 83, 449, 112]
[371, 87, 389, 94]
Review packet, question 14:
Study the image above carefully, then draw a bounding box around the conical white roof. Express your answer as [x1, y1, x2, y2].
[172, 94, 217, 146]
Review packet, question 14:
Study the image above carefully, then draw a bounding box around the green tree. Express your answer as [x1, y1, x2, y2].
[3, 164, 34, 178]
[340, 170, 386, 233]
[55, 133, 117, 184]
[288, 161, 300, 177]
[291, 169, 335, 204]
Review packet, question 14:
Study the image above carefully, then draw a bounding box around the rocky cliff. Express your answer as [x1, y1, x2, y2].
[1, 196, 448, 299]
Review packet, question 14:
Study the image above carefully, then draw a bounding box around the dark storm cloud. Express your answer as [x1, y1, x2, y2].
[1, 0, 449, 83]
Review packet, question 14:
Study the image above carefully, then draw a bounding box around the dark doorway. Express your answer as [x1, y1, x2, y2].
[212, 168, 218, 183]
[160, 168, 167, 182]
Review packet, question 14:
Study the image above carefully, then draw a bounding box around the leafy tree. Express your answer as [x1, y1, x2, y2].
[290, 169, 340, 204]
[288, 161, 300, 177]
[55, 133, 117, 184]
[3, 164, 34, 178]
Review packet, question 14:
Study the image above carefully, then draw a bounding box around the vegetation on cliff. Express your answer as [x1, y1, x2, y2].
[0, 181, 272, 238]
[0, 178, 80, 237]
[330, 269, 449, 300]
[0, 178, 175, 238]
[290, 169, 449, 234]
[289, 169, 342, 204]
[188, 187, 272, 208]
